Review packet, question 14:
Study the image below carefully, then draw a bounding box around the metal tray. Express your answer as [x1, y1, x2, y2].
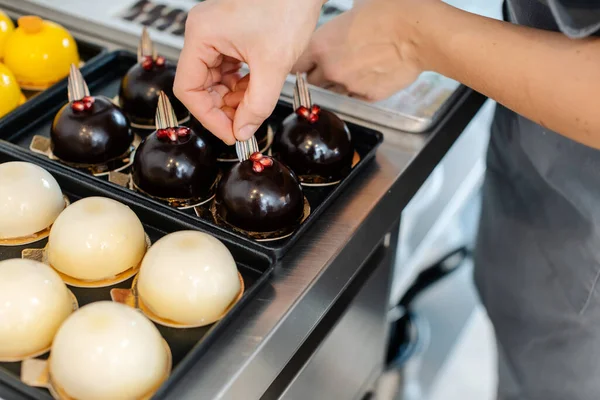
[0, 143, 274, 400]
[0, 50, 384, 259]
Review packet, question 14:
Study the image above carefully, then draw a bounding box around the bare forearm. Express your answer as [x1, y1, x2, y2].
[408, 2, 600, 149]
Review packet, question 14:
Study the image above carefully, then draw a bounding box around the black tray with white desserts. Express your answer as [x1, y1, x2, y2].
[0, 143, 274, 400]
[0, 50, 384, 259]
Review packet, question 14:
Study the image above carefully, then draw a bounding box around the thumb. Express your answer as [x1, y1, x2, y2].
[233, 64, 286, 141]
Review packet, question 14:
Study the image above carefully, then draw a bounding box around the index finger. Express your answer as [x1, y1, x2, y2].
[173, 44, 236, 144]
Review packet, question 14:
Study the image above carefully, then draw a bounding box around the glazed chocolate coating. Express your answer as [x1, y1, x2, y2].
[215, 158, 304, 233]
[190, 118, 270, 159]
[131, 127, 218, 200]
[51, 96, 132, 164]
[119, 61, 188, 126]
[273, 109, 354, 182]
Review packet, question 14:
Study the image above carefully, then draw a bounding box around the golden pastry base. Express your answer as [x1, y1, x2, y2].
[21, 233, 151, 288]
[210, 196, 311, 242]
[217, 125, 274, 163]
[0, 290, 78, 362]
[0, 195, 70, 247]
[29, 135, 141, 177]
[109, 171, 218, 209]
[111, 273, 245, 329]
[298, 151, 361, 187]
[21, 339, 172, 400]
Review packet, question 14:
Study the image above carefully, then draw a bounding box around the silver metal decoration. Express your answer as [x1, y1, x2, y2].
[67, 64, 90, 102]
[155, 91, 178, 129]
[293, 72, 312, 110]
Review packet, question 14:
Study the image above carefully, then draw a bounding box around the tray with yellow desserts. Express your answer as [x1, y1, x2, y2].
[0, 11, 105, 120]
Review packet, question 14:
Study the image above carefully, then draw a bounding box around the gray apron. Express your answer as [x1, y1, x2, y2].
[473, 1, 600, 399]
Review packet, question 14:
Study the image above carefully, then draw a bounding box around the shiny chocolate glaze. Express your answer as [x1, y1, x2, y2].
[51, 96, 132, 164]
[273, 109, 354, 182]
[190, 118, 270, 159]
[119, 61, 188, 126]
[215, 158, 304, 233]
[131, 126, 218, 200]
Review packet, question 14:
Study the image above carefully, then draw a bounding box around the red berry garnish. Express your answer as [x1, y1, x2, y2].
[296, 106, 310, 119]
[259, 157, 273, 167]
[71, 101, 85, 112]
[157, 128, 169, 139]
[249, 152, 263, 162]
[252, 162, 264, 173]
[141, 56, 153, 70]
[249, 153, 273, 173]
[157, 127, 188, 142]
[71, 97, 94, 112]
[296, 104, 321, 123]
[177, 127, 190, 137]
[141, 55, 166, 70]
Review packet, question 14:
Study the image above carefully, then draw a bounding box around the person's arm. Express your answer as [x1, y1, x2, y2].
[294, 0, 600, 149]
[417, 1, 600, 148]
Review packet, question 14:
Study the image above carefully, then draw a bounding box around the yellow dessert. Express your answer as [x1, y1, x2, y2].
[0, 10, 14, 59]
[0, 62, 24, 118]
[4, 16, 79, 90]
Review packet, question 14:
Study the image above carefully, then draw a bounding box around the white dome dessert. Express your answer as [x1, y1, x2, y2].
[137, 231, 241, 326]
[0, 162, 64, 240]
[50, 302, 169, 400]
[0, 259, 74, 360]
[47, 197, 146, 281]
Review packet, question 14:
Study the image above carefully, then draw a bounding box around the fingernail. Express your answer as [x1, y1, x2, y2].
[238, 124, 259, 140]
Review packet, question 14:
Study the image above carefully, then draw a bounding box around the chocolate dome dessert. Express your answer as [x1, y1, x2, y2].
[191, 117, 270, 161]
[119, 28, 188, 127]
[132, 92, 218, 205]
[215, 152, 304, 234]
[51, 65, 132, 165]
[273, 74, 354, 184]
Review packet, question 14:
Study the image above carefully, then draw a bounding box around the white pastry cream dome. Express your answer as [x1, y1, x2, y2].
[0, 259, 73, 359]
[47, 197, 146, 281]
[137, 230, 241, 326]
[50, 301, 169, 400]
[0, 162, 64, 240]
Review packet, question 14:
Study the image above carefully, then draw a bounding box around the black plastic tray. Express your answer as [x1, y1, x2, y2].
[0, 50, 384, 259]
[0, 143, 274, 400]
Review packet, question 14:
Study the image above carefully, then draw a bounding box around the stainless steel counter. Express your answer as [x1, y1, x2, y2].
[0, 2, 487, 397]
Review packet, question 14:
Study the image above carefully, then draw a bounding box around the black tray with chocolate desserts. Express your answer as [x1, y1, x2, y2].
[0, 143, 274, 400]
[0, 50, 384, 259]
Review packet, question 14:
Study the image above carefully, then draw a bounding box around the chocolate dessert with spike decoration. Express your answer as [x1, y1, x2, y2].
[50, 65, 133, 165]
[131, 91, 218, 205]
[119, 27, 188, 128]
[273, 73, 354, 184]
[215, 136, 306, 237]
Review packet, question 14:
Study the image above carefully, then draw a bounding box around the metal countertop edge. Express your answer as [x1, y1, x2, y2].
[164, 90, 487, 399]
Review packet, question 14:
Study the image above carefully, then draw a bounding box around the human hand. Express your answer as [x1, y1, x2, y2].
[174, 0, 324, 144]
[293, 0, 430, 101]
